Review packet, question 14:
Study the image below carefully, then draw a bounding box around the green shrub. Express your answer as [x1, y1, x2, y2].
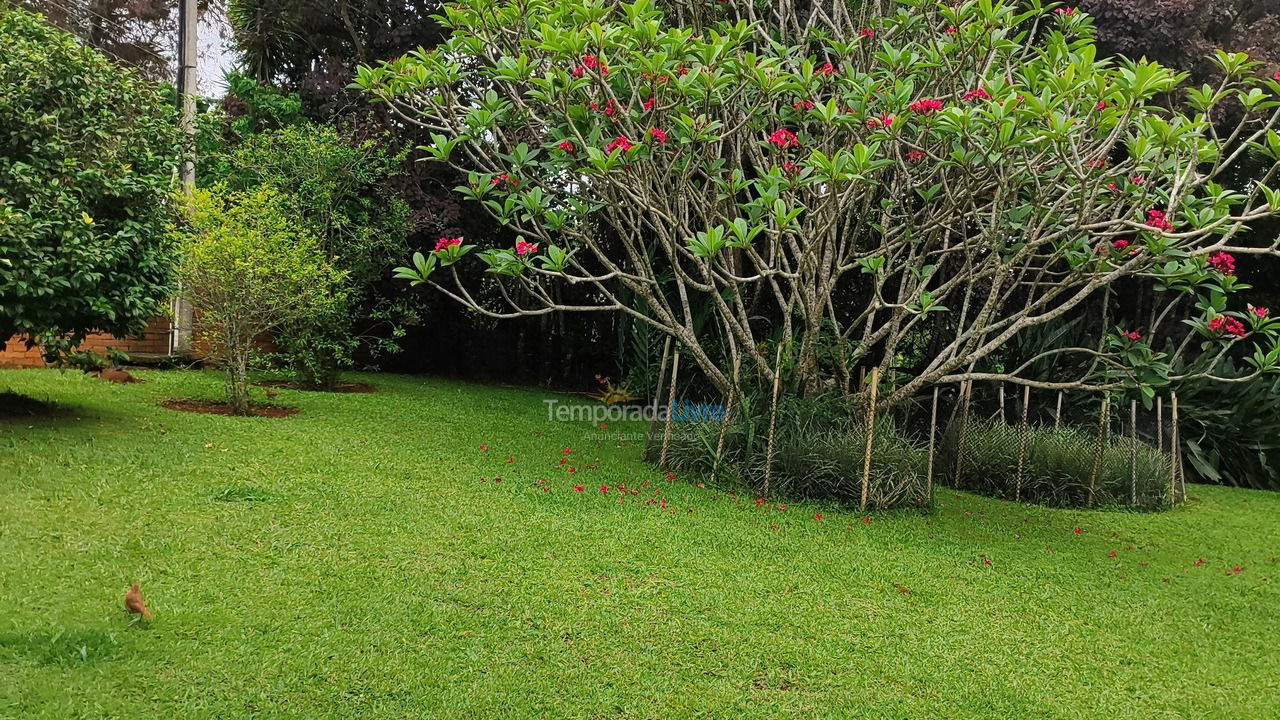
[662, 393, 929, 508]
[944, 420, 1172, 511]
[209, 122, 411, 389]
[0, 8, 179, 359]
[175, 187, 347, 412]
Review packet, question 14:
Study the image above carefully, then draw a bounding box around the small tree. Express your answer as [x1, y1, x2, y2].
[209, 122, 412, 388]
[0, 8, 179, 360]
[358, 0, 1280, 410]
[176, 187, 347, 413]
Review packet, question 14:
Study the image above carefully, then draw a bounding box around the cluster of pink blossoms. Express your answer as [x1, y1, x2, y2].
[515, 239, 539, 256]
[860, 28, 876, 38]
[558, 140, 576, 154]
[649, 127, 668, 143]
[793, 99, 815, 111]
[572, 55, 608, 77]
[781, 160, 801, 174]
[433, 236, 462, 253]
[1250, 304, 1271, 320]
[906, 150, 927, 163]
[866, 115, 894, 130]
[643, 98, 656, 111]
[1054, 7, 1077, 16]
[605, 135, 632, 153]
[1208, 251, 1236, 276]
[1123, 330, 1143, 341]
[768, 129, 800, 148]
[1146, 209, 1174, 233]
[1209, 316, 1247, 338]
[909, 98, 945, 115]
[491, 173, 518, 188]
[816, 61, 838, 76]
[962, 88, 990, 103]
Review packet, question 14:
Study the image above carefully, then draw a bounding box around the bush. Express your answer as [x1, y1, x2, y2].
[209, 121, 411, 389]
[175, 187, 347, 412]
[0, 8, 179, 359]
[944, 420, 1172, 511]
[662, 393, 929, 508]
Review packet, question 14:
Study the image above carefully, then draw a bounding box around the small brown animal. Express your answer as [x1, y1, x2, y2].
[98, 368, 140, 384]
[264, 389, 279, 400]
[124, 582, 152, 620]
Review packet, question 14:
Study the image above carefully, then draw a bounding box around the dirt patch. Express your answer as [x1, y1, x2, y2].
[255, 379, 376, 394]
[160, 399, 298, 418]
[91, 368, 143, 384]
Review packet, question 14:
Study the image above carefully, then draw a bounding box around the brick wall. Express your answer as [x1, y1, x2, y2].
[0, 316, 175, 368]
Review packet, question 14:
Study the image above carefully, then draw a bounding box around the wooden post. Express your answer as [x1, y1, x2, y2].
[658, 343, 680, 467]
[1155, 396, 1164, 454]
[1054, 391, 1063, 431]
[763, 343, 784, 498]
[860, 367, 879, 511]
[926, 386, 939, 505]
[1015, 385, 1030, 503]
[998, 383, 1006, 424]
[1087, 395, 1109, 508]
[647, 338, 672, 453]
[711, 354, 740, 485]
[1129, 399, 1138, 506]
[1170, 392, 1181, 507]
[954, 380, 973, 486]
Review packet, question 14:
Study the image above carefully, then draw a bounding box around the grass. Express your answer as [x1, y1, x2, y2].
[1, 368, 1278, 719]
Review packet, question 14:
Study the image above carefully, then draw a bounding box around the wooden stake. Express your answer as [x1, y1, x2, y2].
[1015, 385, 1030, 503]
[1129, 399, 1138, 506]
[954, 380, 973, 486]
[1155, 396, 1164, 454]
[926, 386, 939, 505]
[763, 343, 784, 499]
[658, 344, 680, 467]
[998, 383, 1006, 424]
[860, 367, 879, 511]
[1054, 391, 1063, 431]
[712, 354, 740, 485]
[647, 337, 672, 453]
[1088, 395, 1109, 508]
[1170, 392, 1181, 508]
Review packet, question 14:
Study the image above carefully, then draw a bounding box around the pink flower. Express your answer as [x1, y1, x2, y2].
[909, 98, 944, 115]
[1146, 209, 1174, 233]
[963, 88, 990, 103]
[866, 115, 894, 130]
[643, 98, 655, 111]
[515, 239, 539, 256]
[1208, 251, 1236, 276]
[491, 173, 518, 187]
[1249, 304, 1270, 320]
[649, 127, 668, 143]
[1131, 175, 1145, 186]
[860, 28, 876, 38]
[479, 443, 488, 451]
[558, 140, 576, 154]
[755, 497, 766, 506]
[1111, 239, 1131, 252]
[574, 485, 584, 492]
[1107, 183, 1119, 192]
[1208, 316, 1248, 338]
[1124, 330, 1142, 341]
[1096, 100, 1108, 110]
[768, 128, 799, 148]
[816, 61, 838, 76]
[906, 150, 927, 163]
[792, 100, 815, 111]
[814, 513, 824, 521]
[946, 26, 957, 35]
[605, 135, 633, 153]
[1274, 71, 1280, 82]
[580, 55, 608, 74]
[433, 236, 462, 253]
[1055, 7, 1077, 16]
[599, 484, 609, 494]
[571, 66, 585, 78]
[781, 160, 801, 174]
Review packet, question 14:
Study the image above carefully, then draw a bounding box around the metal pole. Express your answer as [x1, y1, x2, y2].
[171, 0, 198, 357]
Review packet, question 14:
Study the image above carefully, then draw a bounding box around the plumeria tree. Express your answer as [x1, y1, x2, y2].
[357, 0, 1280, 408]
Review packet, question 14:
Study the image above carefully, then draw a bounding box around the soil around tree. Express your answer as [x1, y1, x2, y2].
[160, 399, 298, 418]
[255, 379, 376, 394]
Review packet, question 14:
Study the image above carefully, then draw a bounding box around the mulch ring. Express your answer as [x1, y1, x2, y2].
[255, 379, 376, 394]
[160, 399, 298, 418]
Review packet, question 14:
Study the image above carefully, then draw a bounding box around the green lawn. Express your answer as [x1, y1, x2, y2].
[1, 368, 1277, 719]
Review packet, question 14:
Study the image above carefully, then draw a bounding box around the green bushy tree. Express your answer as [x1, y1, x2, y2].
[210, 120, 411, 388]
[359, 0, 1280, 412]
[175, 187, 347, 412]
[0, 7, 179, 360]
